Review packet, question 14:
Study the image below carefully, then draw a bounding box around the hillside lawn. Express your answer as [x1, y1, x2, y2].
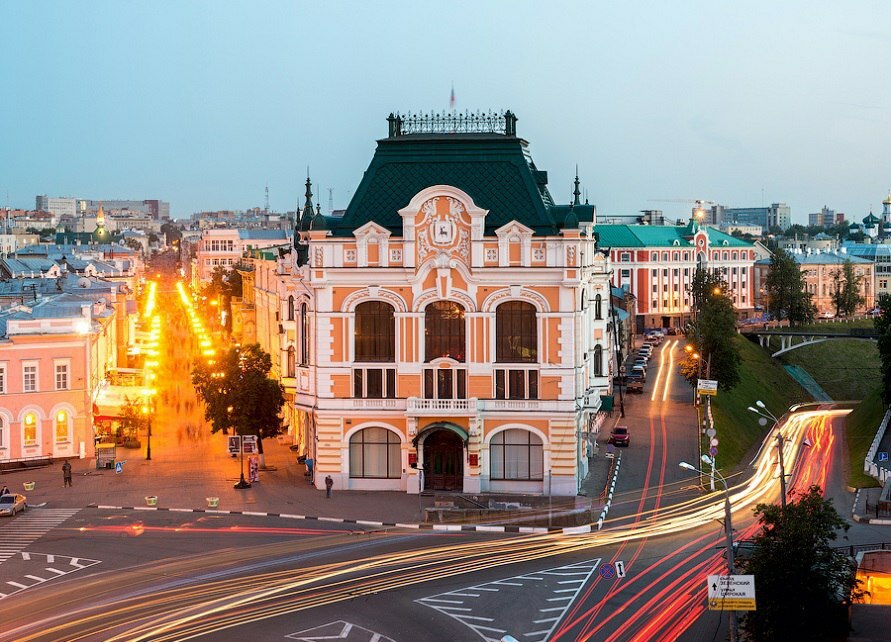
[842, 388, 884, 489]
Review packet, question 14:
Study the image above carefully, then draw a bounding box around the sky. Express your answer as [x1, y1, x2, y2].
[2, 1, 890, 224]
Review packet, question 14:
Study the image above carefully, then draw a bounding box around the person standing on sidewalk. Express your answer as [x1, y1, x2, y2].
[325, 475, 333, 498]
[62, 460, 72, 487]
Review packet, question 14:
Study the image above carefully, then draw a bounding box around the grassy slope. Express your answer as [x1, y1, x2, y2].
[710, 336, 812, 470]
[842, 388, 884, 489]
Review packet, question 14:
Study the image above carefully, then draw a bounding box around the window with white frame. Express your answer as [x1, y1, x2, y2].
[55, 361, 70, 391]
[0, 363, 5, 394]
[55, 410, 69, 442]
[490, 429, 544, 480]
[23, 412, 38, 446]
[354, 367, 397, 398]
[349, 427, 401, 479]
[0, 416, 5, 448]
[23, 362, 38, 393]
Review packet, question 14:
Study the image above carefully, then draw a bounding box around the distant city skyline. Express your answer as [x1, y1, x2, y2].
[2, 1, 889, 223]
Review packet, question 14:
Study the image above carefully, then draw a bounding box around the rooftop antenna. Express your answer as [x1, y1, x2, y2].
[265, 183, 270, 214]
[328, 188, 334, 215]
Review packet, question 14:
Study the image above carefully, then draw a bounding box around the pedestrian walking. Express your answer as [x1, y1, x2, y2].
[325, 475, 333, 498]
[0, 485, 9, 496]
[62, 460, 73, 487]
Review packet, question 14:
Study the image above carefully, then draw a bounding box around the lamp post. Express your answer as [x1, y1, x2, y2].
[747, 400, 786, 510]
[231, 405, 251, 490]
[680, 457, 738, 642]
[141, 388, 156, 461]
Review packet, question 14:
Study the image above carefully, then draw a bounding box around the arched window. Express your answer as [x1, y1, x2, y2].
[594, 293, 603, 320]
[490, 429, 543, 480]
[496, 301, 537, 362]
[287, 295, 295, 321]
[593, 345, 603, 376]
[54, 410, 69, 443]
[286, 346, 296, 377]
[425, 301, 465, 362]
[0, 417, 6, 450]
[23, 412, 38, 446]
[349, 427, 401, 479]
[355, 301, 395, 362]
[581, 289, 587, 310]
[300, 303, 309, 365]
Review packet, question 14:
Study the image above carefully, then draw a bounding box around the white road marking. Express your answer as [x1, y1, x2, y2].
[417, 558, 601, 642]
[0, 552, 101, 600]
[0, 509, 81, 565]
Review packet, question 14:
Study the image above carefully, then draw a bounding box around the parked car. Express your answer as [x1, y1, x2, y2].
[633, 357, 648, 368]
[626, 380, 644, 394]
[0, 493, 27, 516]
[819, 311, 835, 319]
[631, 365, 646, 381]
[625, 372, 644, 384]
[609, 426, 630, 446]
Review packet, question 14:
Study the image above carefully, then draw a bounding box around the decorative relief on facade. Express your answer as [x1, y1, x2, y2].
[456, 229, 470, 260]
[418, 230, 431, 259]
[447, 196, 465, 218]
[345, 249, 357, 263]
[481, 287, 550, 313]
[533, 247, 545, 262]
[485, 248, 498, 262]
[314, 247, 324, 267]
[390, 248, 402, 263]
[567, 245, 577, 265]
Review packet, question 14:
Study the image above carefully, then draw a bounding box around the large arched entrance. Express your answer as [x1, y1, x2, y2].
[423, 429, 464, 491]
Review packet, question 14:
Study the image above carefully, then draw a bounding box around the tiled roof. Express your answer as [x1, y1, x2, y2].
[755, 252, 873, 265]
[329, 133, 593, 238]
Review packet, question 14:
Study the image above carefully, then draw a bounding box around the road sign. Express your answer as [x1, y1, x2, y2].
[615, 560, 626, 578]
[707, 574, 756, 611]
[709, 446, 718, 457]
[706, 428, 716, 438]
[114, 461, 123, 474]
[710, 438, 719, 447]
[697, 379, 718, 396]
[879, 452, 889, 462]
[599, 564, 615, 579]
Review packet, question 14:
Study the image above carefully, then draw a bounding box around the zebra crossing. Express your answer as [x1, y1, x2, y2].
[0, 508, 81, 565]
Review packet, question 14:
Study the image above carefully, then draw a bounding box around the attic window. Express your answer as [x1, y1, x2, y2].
[722, 240, 729, 246]
[672, 240, 680, 246]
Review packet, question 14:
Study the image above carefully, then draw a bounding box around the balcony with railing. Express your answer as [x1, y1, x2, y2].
[320, 398, 407, 412]
[477, 398, 576, 413]
[406, 397, 478, 415]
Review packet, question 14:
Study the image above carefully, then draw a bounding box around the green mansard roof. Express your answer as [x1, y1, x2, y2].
[327, 113, 594, 237]
[595, 224, 754, 248]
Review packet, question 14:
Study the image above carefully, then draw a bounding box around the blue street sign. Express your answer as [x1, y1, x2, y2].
[879, 452, 889, 462]
[600, 564, 615, 579]
[115, 461, 123, 474]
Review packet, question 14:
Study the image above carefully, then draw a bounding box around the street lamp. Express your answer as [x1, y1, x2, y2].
[747, 400, 787, 510]
[141, 388, 156, 461]
[680, 458, 739, 642]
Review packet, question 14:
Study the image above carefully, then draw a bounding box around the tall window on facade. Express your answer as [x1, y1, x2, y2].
[23, 363, 37, 393]
[594, 294, 603, 320]
[55, 363, 69, 391]
[286, 346, 296, 377]
[0, 364, 5, 394]
[593, 345, 603, 376]
[425, 301, 465, 362]
[287, 295, 295, 321]
[495, 301, 538, 400]
[23, 413, 37, 446]
[355, 302, 395, 362]
[490, 429, 544, 480]
[349, 427, 401, 479]
[55, 411, 68, 443]
[300, 303, 309, 365]
[496, 301, 537, 362]
[0, 417, 5, 448]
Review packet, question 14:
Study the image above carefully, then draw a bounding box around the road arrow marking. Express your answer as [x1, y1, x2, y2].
[286, 620, 396, 642]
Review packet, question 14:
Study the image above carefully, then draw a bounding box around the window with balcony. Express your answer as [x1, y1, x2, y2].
[354, 367, 397, 398]
[425, 301, 465, 362]
[496, 301, 537, 362]
[424, 368, 466, 399]
[355, 301, 395, 362]
[349, 427, 401, 479]
[494, 368, 538, 399]
[490, 429, 544, 481]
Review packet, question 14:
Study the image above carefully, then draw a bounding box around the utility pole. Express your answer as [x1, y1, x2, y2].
[776, 433, 787, 510]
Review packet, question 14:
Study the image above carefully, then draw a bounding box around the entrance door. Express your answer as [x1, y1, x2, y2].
[423, 430, 464, 491]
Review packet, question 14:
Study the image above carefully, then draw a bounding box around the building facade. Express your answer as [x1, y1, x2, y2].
[597, 222, 757, 331]
[193, 228, 292, 284]
[722, 203, 791, 232]
[278, 113, 613, 496]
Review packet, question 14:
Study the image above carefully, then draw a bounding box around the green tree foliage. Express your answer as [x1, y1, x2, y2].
[159, 222, 182, 246]
[829, 260, 865, 316]
[191, 344, 285, 453]
[764, 249, 815, 326]
[681, 269, 741, 390]
[873, 293, 891, 405]
[739, 485, 863, 641]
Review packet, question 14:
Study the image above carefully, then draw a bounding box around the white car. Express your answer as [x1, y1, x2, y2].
[0, 493, 27, 516]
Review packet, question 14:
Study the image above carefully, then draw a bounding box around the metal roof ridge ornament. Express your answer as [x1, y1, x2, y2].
[388, 109, 517, 137]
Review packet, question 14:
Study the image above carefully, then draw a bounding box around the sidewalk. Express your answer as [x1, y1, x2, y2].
[3, 435, 433, 526]
[852, 486, 891, 525]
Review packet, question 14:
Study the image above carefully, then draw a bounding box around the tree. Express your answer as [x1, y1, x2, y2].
[764, 249, 815, 326]
[681, 268, 741, 390]
[192, 343, 285, 465]
[738, 485, 863, 641]
[830, 260, 864, 316]
[873, 293, 891, 406]
[160, 222, 182, 246]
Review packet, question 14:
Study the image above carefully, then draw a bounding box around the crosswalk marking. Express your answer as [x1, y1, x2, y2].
[417, 558, 601, 642]
[0, 509, 81, 565]
[0, 552, 101, 600]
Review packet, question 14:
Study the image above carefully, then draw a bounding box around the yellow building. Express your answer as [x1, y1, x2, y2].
[278, 112, 615, 496]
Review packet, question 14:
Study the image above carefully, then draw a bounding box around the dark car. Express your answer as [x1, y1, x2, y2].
[609, 426, 630, 446]
[625, 372, 644, 385]
[626, 380, 644, 394]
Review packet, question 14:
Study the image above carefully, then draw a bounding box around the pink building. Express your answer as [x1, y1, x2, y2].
[193, 228, 292, 284]
[0, 294, 116, 463]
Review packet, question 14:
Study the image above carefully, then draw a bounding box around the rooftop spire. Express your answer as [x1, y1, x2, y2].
[572, 166, 581, 206]
[298, 175, 315, 232]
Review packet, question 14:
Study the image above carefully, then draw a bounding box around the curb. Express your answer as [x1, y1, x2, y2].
[88, 504, 595, 535]
[597, 453, 622, 531]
